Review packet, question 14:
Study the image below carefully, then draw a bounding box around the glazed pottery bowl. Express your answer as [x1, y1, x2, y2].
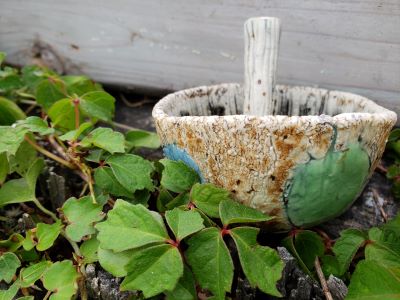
[152, 83, 397, 229]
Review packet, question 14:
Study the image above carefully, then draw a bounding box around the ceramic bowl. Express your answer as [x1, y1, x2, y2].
[152, 83, 396, 228]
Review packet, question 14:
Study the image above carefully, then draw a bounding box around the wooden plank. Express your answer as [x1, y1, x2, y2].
[0, 0, 399, 119]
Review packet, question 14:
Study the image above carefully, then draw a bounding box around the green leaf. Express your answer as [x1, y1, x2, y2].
[35, 78, 67, 110]
[0, 52, 5, 65]
[62, 196, 104, 242]
[160, 159, 199, 193]
[121, 244, 183, 298]
[156, 188, 174, 212]
[80, 91, 115, 122]
[94, 167, 132, 198]
[16, 116, 54, 135]
[125, 129, 160, 149]
[16, 297, 34, 300]
[219, 200, 272, 226]
[63, 75, 100, 96]
[0, 126, 27, 155]
[36, 220, 62, 251]
[365, 227, 400, 268]
[0, 158, 43, 207]
[331, 228, 366, 275]
[186, 227, 233, 300]
[231, 227, 283, 296]
[321, 255, 341, 277]
[0, 252, 20, 283]
[58, 122, 92, 141]
[0, 97, 26, 125]
[22, 230, 36, 251]
[42, 260, 79, 300]
[80, 127, 125, 154]
[0, 280, 19, 300]
[291, 230, 325, 271]
[0, 153, 8, 184]
[165, 265, 197, 300]
[346, 260, 400, 300]
[9, 139, 37, 176]
[80, 237, 100, 264]
[106, 154, 154, 193]
[96, 200, 168, 252]
[20, 261, 52, 287]
[0, 233, 24, 252]
[191, 183, 230, 218]
[165, 192, 190, 210]
[165, 208, 204, 241]
[98, 247, 134, 277]
[48, 98, 78, 131]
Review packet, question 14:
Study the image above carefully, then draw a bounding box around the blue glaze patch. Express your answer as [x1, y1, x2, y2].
[163, 144, 205, 182]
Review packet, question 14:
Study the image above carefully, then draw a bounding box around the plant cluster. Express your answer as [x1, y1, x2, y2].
[0, 52, 399, 300]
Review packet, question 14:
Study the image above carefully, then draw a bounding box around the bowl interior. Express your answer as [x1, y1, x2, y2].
[160, 83, 388, 118]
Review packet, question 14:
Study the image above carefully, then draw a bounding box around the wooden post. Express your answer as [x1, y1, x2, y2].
[243, 17, 281, 116]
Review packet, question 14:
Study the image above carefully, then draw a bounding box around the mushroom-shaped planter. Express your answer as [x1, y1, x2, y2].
[152, 17, 397, 229]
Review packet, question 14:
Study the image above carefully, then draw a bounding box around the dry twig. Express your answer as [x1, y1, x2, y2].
[314, 256, 333, 300]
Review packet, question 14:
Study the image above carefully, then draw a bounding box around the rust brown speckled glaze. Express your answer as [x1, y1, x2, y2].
[152, 83, 397, 229]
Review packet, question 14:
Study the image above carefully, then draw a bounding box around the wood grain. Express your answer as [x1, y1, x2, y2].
[0, 0, 399, 119]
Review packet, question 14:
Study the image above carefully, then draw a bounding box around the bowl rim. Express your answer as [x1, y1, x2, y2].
[152, 83, 397, 125]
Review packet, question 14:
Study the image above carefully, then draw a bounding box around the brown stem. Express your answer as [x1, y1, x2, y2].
[48, 135, 69, 161]
[73, 98, 80, 129]
[314, 257, 333, 300]
[24, 136, 75, 169]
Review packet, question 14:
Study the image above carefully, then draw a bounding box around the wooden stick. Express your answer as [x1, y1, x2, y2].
[243, 17, 281, 116]
[314, 256, 333, 300]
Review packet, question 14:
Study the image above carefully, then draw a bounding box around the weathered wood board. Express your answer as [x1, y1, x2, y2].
[0, 0, 399, 117]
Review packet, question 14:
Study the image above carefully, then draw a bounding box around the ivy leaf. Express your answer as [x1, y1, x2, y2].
[219, 200, 272, 226]
[58, 122, 92, 141]
[156, 188, 174, 212]
[42, 260, 79, 300]
[165, 265, 197, 300]
[98, 247, 135, 277]
[186, 227, 233, 300]
[321, 255, 341, 277]
[48, 98, 78, 131]
[191, 183, 230, 218]
[79, 91, 115, 122]
[63, 75, 100, 96]
[16, 116, 54, 136]
[0, 153, 8, 184]
[106, 154, 154, 193]
[0, 97, 26, 125]
[80, 237, 100, 264]
[62, 196, 104, 242]
[365, 227, 400, 268]
[347, 260, 400, 299]
[331, 228, 367, 276]
[8, 139, 37, 176]
[125, 129, 160, 149]
[165, 192, 190, 210]
[0, 158, 44, 207]
[94, 167, 132, 198]
[121, 244, 183, 298]
[0, 252, 20, 283]
[36, 220, 62, 251]
[0, 233, 24, 252]
[96, 200, 168, 252]
[35, 78, 66, 110]
[80, 127, 125, 154]
[231, 227, 283, 296]
[20, 261, 52, 287]
[0, 280, 19, 300]
[290, 230, 325, 271]
[0, 126, 26, 155]
[160, 159, 199, 193]
[165, 208, 204, 241]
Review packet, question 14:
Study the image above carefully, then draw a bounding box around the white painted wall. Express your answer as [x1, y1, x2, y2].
[0, 0, 399, 117]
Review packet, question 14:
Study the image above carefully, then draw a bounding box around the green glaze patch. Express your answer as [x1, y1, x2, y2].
[285, 143, 370, 227]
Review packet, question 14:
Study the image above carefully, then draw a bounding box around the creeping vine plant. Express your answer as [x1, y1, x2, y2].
[0, 52, 399, 300]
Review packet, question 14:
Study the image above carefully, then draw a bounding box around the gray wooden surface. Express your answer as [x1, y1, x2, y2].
[0, 0, 399, 118]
